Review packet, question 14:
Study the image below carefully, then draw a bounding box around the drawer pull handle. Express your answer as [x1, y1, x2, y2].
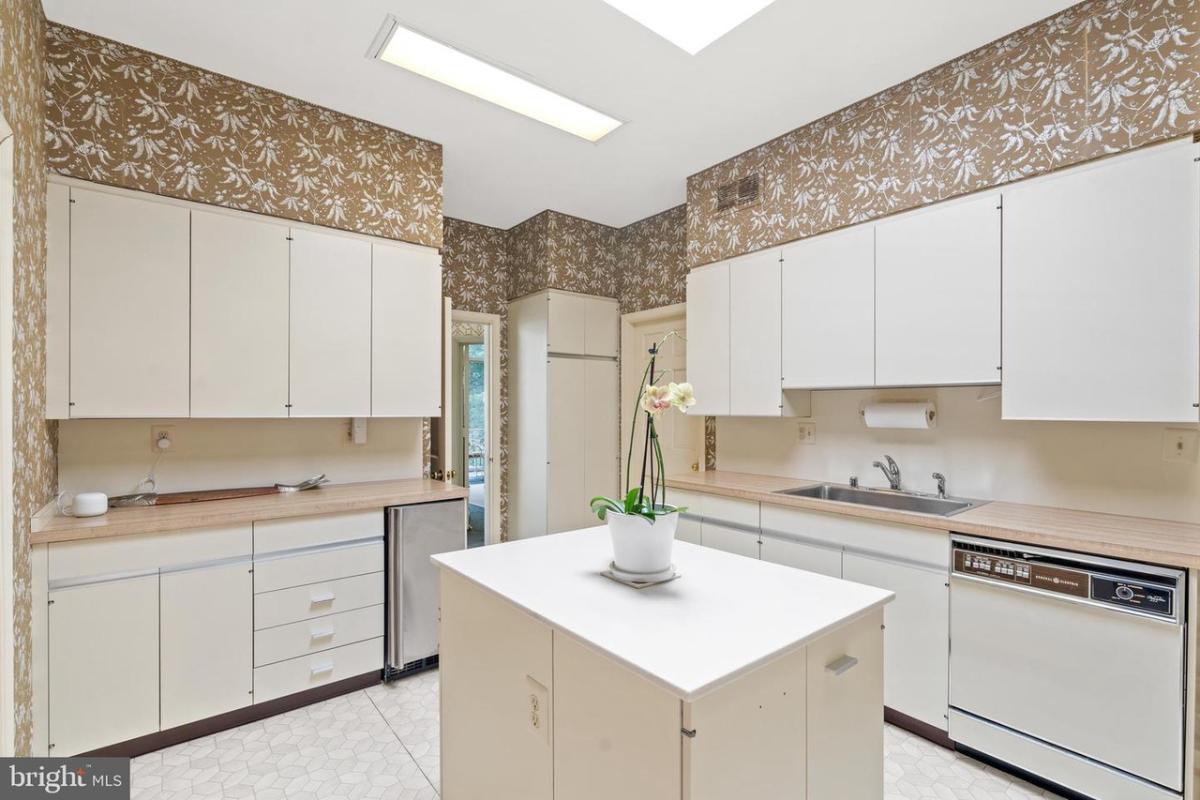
[310, 591, 335, 605]
[310, 662, 335, 677]
[825, 655, 859, 676]
[310, 627, 335, 641]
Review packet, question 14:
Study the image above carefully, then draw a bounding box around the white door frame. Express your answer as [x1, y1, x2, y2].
[0, 112, 16, 756]
[450, 310, 502, 546]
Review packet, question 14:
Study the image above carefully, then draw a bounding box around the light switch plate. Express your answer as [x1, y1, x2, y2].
[1162, 428, 1199, 463]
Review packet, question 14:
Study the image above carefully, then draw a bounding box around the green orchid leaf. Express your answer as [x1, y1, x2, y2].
[589, 496, 623, 521]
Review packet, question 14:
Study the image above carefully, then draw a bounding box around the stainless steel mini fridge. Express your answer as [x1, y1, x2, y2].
[385, 499, 466, 679]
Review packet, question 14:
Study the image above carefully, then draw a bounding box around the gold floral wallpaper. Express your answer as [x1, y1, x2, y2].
[508, 210, 620, 299]
[687, 0, 1200, 266]
[442, 217, 512, 539]
[2, 0, 55, 756]
[617, 204, 687, 314]
[43, 23, 443, 248]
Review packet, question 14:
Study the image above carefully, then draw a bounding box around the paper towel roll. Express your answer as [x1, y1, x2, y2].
[862, 401, 936, 429]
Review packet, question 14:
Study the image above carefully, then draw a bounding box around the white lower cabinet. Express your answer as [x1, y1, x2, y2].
[49, 575, 160, 755]
[253, 638, 384, 703]
[760, 534, 842, 578]
[699, 521, 759, 558]
[161, 562, 254, 729]
[842, 552, 949, 730]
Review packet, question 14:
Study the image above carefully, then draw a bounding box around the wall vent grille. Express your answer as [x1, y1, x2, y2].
[716, 174, 760, 212]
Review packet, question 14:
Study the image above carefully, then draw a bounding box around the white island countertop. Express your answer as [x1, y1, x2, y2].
[433, 527, 893, 701]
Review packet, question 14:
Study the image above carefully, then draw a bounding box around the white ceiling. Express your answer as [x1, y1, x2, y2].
[42, 0, 1077, 229]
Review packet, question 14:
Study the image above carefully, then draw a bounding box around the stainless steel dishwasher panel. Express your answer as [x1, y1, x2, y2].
[387, 499, 466, 670]
[949, 538, 1185, 791]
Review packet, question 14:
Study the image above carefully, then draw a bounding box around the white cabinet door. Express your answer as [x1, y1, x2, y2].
[69, 187, 190, 417]
[842, 552, 949, 730]
[759, 534, 842, 578]
[191, 210, 290, 417]
[45, 183, 70, 419]
[372, 244, 442, 417]
[781, 226, 875, 388]
[547, 357, 588, 534]
[730, 250, 782, 416]
[686, 262, 730, 416]
[875, 193, 1001, 386]
[49, 575, 159, 754]
[584, 359, 619, 509]
[700, 521, 759, 559]
[161, 562, 253, 729]
[547, 291, 588, 355]
[289, 229, 372, 416]
[1003, 141, 1200, 421]
[584, 297, 619, 358]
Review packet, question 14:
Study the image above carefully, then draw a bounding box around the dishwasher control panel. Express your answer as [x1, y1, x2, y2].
[953, 543, 1178, 620]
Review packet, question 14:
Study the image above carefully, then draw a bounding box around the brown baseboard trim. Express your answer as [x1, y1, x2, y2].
[79, 671, 382, 759]
[885, 706, 954, 750]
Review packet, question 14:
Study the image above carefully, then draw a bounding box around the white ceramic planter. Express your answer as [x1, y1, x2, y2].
[607, 510, 678, 575]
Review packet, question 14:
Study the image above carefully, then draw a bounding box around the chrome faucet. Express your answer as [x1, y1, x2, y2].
[872, 455, 902, 490]
[932, 472, 947, 499]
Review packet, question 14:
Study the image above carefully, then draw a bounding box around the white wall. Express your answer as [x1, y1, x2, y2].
[58, 418, 424, 498]
[715, 387, 1200, 523]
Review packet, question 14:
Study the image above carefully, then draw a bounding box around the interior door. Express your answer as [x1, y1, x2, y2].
[621, 309, 704, 489]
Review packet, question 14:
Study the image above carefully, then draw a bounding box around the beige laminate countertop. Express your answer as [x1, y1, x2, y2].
[667, 470, 1200, 569]
[31, 478, 468, 545]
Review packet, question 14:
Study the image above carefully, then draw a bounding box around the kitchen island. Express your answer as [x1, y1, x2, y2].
[433, 527, 894, 800]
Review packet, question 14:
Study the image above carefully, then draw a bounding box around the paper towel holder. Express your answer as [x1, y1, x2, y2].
[859, 400, 937, 429]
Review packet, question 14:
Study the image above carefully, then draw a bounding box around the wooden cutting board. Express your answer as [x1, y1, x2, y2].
[152, 486, 280, 505]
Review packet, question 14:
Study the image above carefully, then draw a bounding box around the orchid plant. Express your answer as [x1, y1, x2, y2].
[590, 332, 695, 523]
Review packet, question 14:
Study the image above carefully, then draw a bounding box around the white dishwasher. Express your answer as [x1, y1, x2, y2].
[949, 535, 1186, 800]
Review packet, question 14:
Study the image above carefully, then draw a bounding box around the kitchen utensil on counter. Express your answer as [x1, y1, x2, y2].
[109, 474, 330, 508]
[56, 491, 109, 517]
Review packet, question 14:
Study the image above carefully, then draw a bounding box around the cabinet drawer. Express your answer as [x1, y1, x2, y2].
[701, 521, 760, 559]
[255, 604, 384, 667]
[50, 524, 251, 582]
[254, 571, 383, 630]
[253, 540, 382, 593]
[761, 504, 947, 567]
[668, 489, 705, 518]
[254, 637, 383, 702]
[702, 495, 759, 528]
[253, 510, 382, 554]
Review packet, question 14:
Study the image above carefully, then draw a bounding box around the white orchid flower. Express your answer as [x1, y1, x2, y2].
[640, 384, 672, 415]
[667, 382, 696, 411]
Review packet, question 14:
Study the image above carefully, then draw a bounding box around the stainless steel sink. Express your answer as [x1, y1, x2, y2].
[775, 483, 983, 516]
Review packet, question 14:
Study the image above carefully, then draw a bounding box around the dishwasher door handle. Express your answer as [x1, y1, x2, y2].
[825, 655, 859, 676]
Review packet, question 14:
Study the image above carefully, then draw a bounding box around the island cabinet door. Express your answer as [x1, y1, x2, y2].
[439, 571, 553, 800]
[684, 644, 807, 799]
[806, 609, 885, 800]
[842, 553, 949, 730]
[553, 635, 681, 800]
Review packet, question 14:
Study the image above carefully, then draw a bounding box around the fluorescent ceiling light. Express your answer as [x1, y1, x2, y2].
[375, 21, 622, 142]
[602, 0, 777, 54]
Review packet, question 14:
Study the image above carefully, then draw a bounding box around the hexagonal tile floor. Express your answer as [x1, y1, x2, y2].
[131, 669, 1063, 799]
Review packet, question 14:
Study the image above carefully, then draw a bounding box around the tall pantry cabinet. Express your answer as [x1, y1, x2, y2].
[509, 290, 620, 539]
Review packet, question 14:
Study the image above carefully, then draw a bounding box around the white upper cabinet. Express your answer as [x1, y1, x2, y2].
[191, 211, 290, 417]
[547, 291, 619, 357]
[875, 193, 1001, 387]
[781, 226, 875, 389]
[289, 228, 372, 417]
[730, 249, 784, 416]
[1002, 140, 1200, 421]
[686, 261, 731, 416]
[45, 183, 70, 419]
[69, 187, 190, 417]
[372, 244, 442, 417]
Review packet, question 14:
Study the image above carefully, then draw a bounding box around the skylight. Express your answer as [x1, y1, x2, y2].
[374, 20, 623, 143]
[602, 0, 777, 54]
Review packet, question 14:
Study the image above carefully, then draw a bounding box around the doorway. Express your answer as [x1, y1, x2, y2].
[620, 304, 705, 494]
[449, 311, 500, 547]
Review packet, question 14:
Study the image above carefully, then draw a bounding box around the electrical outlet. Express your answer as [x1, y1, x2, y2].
[526, 676, 549, 742]
[1162, 428, 1199, 463]
[797, 422, 816, 444]
[150, 425, 176, 454]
